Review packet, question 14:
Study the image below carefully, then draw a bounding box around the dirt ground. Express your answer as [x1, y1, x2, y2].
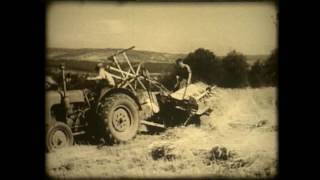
[46, 87, 278, 179]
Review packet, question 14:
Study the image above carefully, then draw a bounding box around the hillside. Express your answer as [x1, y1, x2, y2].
[47, 48, 268, 65]
[47, 48, 186, 64]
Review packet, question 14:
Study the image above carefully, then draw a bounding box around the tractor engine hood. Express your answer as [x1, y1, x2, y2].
[46, 90, 86, 126]
[46, 90, 85, 104]
[64, 90, 86, 103]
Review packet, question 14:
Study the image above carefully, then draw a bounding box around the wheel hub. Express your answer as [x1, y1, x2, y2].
[51, 130, 67, 148]
[112, 107, 131, 132]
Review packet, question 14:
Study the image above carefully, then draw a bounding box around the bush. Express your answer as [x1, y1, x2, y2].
[248, 60, 265, 87]
[183, 48, 223, 85]
[158, 67, 178, 90]
[248, 49, 278, 87]
[220, 50, 249, 88]
[162, 48, 251, 89]
[263, 49, 278, 86]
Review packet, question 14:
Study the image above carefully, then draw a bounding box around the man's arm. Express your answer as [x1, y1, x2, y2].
[87, 69, 105, 80]
[104, 71, 115, 86]
[186, 65, 192, 85]
[87, 75, 103, 80]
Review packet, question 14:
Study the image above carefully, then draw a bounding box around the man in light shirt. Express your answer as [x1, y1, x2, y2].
[174, 59, 192, 91]
[86, 62, 115, 148]
[87, 62, 115, 87]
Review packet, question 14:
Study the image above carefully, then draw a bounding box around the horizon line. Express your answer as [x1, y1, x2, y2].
[47, 47, 271, 56]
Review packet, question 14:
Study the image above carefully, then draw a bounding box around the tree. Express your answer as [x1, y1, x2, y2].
[247, 48, 278, 87]
[248, 60, 264, 87]
[263, 49, 278, 86]
[221, 50, 249, 88]
[158, 67, 177, 90]
[183, 48, 223, 85]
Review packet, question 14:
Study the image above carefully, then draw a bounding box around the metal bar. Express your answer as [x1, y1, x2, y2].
[194, 86, 217, 101]
[137, 78, 147, 90]
[109, 66, 136, 78]
[109, 66, 163, 86]
[196, 106, 210, 115]
[134, 80, 137, 89]
[72, 131, 86, 136]
[122, 78, 136, 88]
[194, 90, 209, 101]
[83, 90, 91, 108]
[182, 84, 188, 99]
[124, 68, 131, 79]
[135, 63, 142, 90]
[109, 65, 169, 92]
[121, 52, 143, 89]
[183, 113, 194, 126]
[117, 68, 132, 88]
[123, 52, 136, 74]
[141, 120, 165, 128]
[60, 64, 67, 97]
[136, 63, 142, 75]
[128, 84, 136, 93]
[110, 74, 123, 80]
[112, 56, 125, 78]
[109, 65, 146, 90]
[107, 46, 135, 60]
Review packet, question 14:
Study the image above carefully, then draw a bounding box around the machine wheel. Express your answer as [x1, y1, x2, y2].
[46, 122, 74, 152]
[101, 94, 140, 143]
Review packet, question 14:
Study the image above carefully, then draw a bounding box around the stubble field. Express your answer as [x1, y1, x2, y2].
[46, 87, 277, 179]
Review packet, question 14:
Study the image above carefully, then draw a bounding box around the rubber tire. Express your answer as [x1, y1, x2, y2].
[46, 122, 74, 152]
[101, 94, 140, 143]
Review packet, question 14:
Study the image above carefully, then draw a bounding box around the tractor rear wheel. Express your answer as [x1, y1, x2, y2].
[46, 122, 74, 152]
[101, 94, 140, 143]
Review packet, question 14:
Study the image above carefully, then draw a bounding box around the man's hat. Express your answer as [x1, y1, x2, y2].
[176, 58, 183, 64]
[95, 62, 105, 71]
[96, 62, 104, 68]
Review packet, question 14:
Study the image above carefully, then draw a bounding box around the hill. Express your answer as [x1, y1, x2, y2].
[46, 48, 269, 76]
[47, 48, 268, 65]
[47, 48, 186, 64]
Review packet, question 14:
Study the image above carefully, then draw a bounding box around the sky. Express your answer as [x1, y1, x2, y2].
[47, 2, 277, 55]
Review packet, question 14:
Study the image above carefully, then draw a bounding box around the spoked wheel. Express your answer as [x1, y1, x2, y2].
[46, 122, 74, 152]
[101, 94, 140, 143]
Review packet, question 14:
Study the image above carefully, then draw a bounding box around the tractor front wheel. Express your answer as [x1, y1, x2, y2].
[46, 122, 74, 152]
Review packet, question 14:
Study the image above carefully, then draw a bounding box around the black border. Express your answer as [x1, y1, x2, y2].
[7, 0, 302, 179]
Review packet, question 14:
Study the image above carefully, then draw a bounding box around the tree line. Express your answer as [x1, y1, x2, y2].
[46, 48, 277, 90]
[160, 48, 278, 89]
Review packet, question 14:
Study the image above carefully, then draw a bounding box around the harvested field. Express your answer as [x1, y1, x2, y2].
[46, 87, 277, 179]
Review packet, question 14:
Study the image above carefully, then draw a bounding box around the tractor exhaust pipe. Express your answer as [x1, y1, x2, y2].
[59, 64, 72, 115]
[60, 64, 67, 97]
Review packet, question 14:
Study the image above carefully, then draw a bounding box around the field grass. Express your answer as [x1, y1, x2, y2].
[46, 87, 277, 179]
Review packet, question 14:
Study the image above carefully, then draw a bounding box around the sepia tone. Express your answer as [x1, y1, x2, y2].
[46, 1, 278, 179]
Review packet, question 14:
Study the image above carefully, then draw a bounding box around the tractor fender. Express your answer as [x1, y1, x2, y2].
[46, 91, 62, 126]
[97, 87, 142, 110]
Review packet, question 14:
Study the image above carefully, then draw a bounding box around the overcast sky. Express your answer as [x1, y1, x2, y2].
[47, 2, 277, 55]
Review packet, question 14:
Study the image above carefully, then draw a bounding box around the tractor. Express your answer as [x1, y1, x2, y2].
[46, 46, 216, 152]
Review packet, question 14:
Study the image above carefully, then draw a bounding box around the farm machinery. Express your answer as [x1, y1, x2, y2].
[46, 46, 216, 152]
